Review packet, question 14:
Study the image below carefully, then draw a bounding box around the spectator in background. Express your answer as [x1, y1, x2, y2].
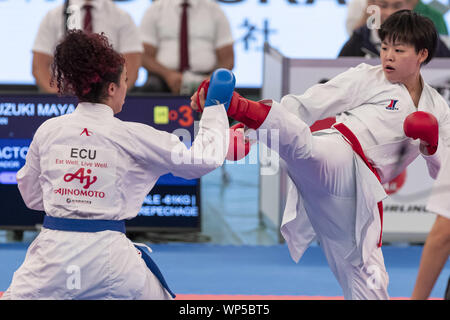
[32, 0, 142, 93]
[345, 0, 376, 36]
[139, 0, 234, 95]
[345, 0, 449, 36]
[410, 0, 448, 36]
[339, 0, 450, 58]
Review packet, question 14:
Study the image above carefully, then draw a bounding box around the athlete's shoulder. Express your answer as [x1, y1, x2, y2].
[341, 63, 384, 84]
[119, 120, 161, 140]
[38, 113, 70, 130]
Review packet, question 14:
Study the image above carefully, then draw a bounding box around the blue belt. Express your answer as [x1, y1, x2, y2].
[43, 215, 126, 233]
[43, 215, 176, 299]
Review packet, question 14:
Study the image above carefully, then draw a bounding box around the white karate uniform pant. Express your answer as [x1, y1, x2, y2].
[264, 112, 390, 299]
[1, 271, 172, 300]
[1, 229, 173, 300]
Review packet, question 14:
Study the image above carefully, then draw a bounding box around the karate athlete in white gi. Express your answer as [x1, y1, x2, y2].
[192, 10, 450, 299]
[1, 30, 233, 300]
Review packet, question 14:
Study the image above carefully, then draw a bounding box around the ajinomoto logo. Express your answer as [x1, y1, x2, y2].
[63, 168, 97, 189]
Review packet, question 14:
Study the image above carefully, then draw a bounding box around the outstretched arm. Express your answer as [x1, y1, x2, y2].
[193, 64, 373, 128]
[191, 73, 316, 163]
[133, 69, 234, 179]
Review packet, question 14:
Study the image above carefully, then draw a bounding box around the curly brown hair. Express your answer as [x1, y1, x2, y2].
[52, 30, 125, 102]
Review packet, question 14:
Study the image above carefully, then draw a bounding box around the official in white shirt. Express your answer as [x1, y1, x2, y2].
[1, 30, 230, 300]
[345, 0, 371, 35]
[140, 0, 234, 94]
[32, 0, 143, 93]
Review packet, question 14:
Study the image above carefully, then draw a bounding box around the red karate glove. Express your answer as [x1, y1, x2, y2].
[192, 79, 210, 113]
[403, 111, 439, 155]
[226, 123, 251, 161]
[193, 80, 270, 130]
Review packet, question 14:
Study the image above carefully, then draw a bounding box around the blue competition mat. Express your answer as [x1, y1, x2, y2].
[1, 242, 448, 298]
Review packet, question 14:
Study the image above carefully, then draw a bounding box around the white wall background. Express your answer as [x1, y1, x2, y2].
[0, 0, 448, 87]
[0, 0, 349, 88]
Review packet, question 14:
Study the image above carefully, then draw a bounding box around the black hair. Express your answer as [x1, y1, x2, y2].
[378, 10, 437, 64]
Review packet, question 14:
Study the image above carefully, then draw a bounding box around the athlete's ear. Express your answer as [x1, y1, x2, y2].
[106, 82, 117, 98]
[418, 48, 428, 65]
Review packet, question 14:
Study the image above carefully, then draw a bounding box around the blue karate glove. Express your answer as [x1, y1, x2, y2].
[204, 68, 236, 111]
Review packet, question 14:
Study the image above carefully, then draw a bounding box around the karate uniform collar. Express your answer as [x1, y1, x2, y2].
[69, 0, 106, 11]
[74, 102, 114, 117]
[174, 0, 200, 8]
[400, 75, 426, 110]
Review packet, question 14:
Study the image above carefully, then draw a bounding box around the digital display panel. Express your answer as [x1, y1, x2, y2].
[0, 94, 201, 231]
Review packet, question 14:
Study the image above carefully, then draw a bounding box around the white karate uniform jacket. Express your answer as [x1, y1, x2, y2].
[4, 103, 229, 299]
[259, 63, 450, 268]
